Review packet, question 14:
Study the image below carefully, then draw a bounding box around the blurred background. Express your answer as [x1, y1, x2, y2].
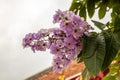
[0, 0, 111, 80]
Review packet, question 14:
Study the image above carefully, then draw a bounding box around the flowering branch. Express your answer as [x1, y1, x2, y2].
[23, 10, 91, 73]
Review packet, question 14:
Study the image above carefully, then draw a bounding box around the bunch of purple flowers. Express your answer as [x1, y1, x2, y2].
[23, 9, 91, 73]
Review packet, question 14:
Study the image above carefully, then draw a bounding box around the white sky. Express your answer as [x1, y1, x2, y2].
[0, 0, 111, 80]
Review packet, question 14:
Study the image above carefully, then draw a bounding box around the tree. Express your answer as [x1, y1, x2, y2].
[69, 0, 120, 79]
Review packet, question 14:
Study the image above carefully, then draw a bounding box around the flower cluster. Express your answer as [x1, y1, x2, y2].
[23, 10, 91, 73]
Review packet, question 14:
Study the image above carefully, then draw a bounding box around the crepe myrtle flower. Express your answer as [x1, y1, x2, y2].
[50, 43, 63, 56]
[52, 56, 63, 73]
[53, 9, 63, 23]
[53, 9, 74, 24]
[64, 36, 76, 49]
[35, 40, 48, 51]
[60, 21, 74, 35]
[23, 33, 36, 48]
[59, 54, 71, 67]
[65, 49, 76, 60]
[23, 9, 92, 73]
[56, 40, 64, 48]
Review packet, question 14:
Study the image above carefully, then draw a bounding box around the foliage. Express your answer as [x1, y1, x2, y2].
[70, 0, 120, 79]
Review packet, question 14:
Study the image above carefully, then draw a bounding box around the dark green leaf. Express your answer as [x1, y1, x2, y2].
[87, 0, 95, 18]
[101, 30, 120, 71]
[113, 30, 120, 45]
[113, 4, 120, 15]
[114, 15, 120, 27]
[83, 33, 106, 75]
[79, 4, 86, 20]
[113, 15, 120, 45]
[77, 50, 84, 63]
[92, 20, 106, 30]
[69, 0, 81, 11]
[107, 0, 114, 8]
[98, 3, 107, 19]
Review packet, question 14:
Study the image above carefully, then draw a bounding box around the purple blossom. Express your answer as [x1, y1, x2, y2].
[66, 49, 76, 60]
[52, 56, 63, 73]
[35, 40, 47, 51]
[56, 40, 64, 48]
[75, 40, 82, 54]
[22, 9, 92, 73]
[53, 9, 63, 23]
[59, 54, 70, 67]
[34, 31, 42, 40]
[60, 21, 74, 35]
[72, 15, 83, 26]
[50, 43, 62, 56]
[72, 26, 83, 39]
[64, 36, 76, 49]
[23, 33, 35, 47]
[61, 10, 74, 22]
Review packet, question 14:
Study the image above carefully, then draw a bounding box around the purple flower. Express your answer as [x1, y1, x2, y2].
[72, 15, 83, 26]
[53, 28, 66, 38]
[23, 33, 35, 47]
[60, 21, 74, 35]
[22, 9, 91, 73]
[34, 31, 42, 40]
[52, 56, 63, 73]
[35, 40, 47, 51]
[72, 27, 83, 39]
[53, 9, 63, 23]
[64, 36, 76, 49]
[56, 40, 64, 48]
[39, 29, 50, 37]
[50, 43, 62, 56]
[75, 41, 82, 54]
[59, 54, 70, 67]
[66, 49, 76, 60]
[62, 10, 74, 22]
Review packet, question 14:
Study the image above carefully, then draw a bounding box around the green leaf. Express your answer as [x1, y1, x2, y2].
[87, 0, 95, 18]
[116, 73, 120, 80]
[92, 20, 106, 30]
[101, 30, 120, 71]
[69, 0, 80, 11]
[113, 4, 120, 14]
[113, 15, 120, 44]
[83, 33, 106, 75]
[82, 68, 91, 80]
[103, 75, 115, 80]
[79, 4, 86, 20]
[98, 3, 107, 19]
[107, 0, 114, 8]
[77, 50, 84, 63]
[110, 64, 119, 76]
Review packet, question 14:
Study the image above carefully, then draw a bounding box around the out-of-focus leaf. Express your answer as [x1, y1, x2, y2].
[113, 15, 120, 44]
[103, 75, 115, 80]
[107, 0, 114, 8]
[101, 30, 120, 71]
[77, 50, 83, 63]
[87, 0, 95, 18]
[113, 4, 120, 15]
[82, 68, 91, 80]
[116, 73, 120, 80]
[69, 0, 81, 11]
[92, 20, 106, 30]
[79, 4, 86, 20]
[98, 3, 107, 19]
[83, 33, 106, 75]
[110, 64, 119, 76]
